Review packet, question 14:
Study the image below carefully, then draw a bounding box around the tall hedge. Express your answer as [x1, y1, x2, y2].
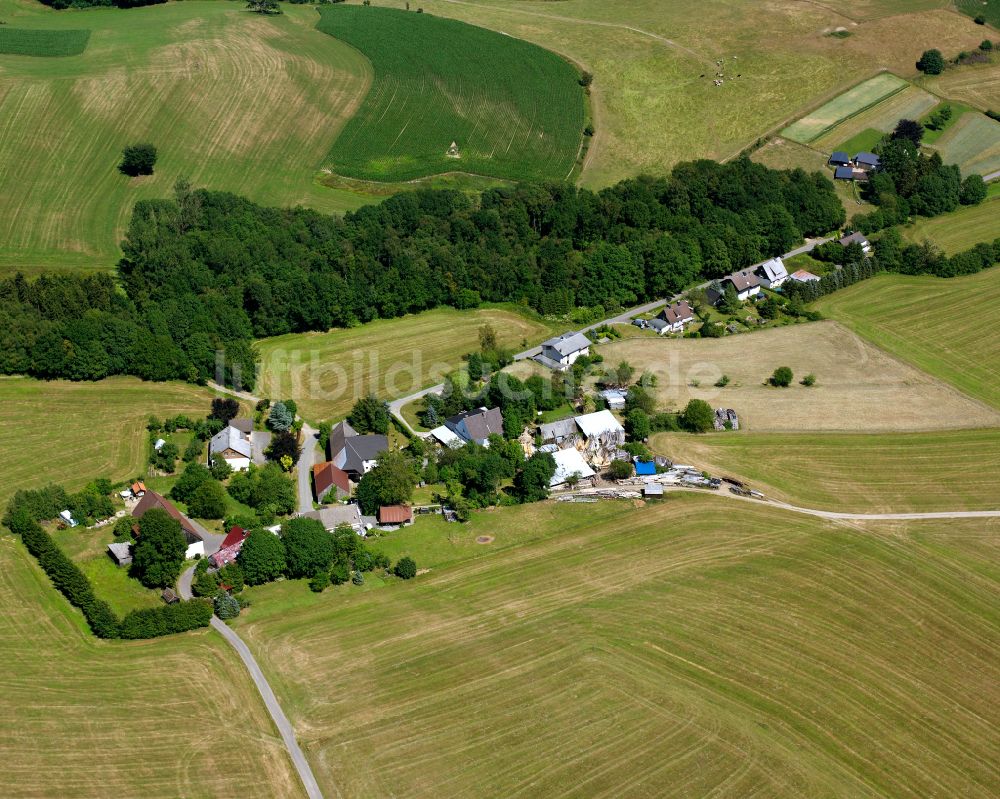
[7, 509, 211, 640]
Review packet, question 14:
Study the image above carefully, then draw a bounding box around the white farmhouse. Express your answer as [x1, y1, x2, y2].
[754, 257, 789, 289]
[209, 424, 252, 472]
[540, 331, 591, 369]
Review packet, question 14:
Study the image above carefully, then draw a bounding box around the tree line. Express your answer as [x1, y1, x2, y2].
[1, 159, 845, 386]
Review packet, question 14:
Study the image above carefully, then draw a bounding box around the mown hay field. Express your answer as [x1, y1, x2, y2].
[0, 26, 89, 56]
[652, 429, 1000, 512]
[811, 84, 938, 152]
[255, 306, 559, 423]
[926, 112, 1000, 176]
[902, 196, 1000, 253]
[0, 0, 373, 275]
[596, 320, 1000, 431]
[0, 535, 305, 798]
[817, 267, 1000, 408]
[235, 496, 1000, 798]
[318, 5, 584, 183]
[0, 376, 232, 511]
[781, 72, 907, 143]
[925, 60, 1000, 113]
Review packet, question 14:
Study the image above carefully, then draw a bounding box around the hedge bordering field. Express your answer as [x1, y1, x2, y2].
[7, 511, 211, 640]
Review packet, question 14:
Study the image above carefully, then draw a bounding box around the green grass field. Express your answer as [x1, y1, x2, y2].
[0, 376, 236, 512]
[255, 306, 560, 423]
[902, 196, 1000, 253]
[317, 6, 584, 182]
[817, 267, 1000, 409]
[234, 495, 1000, 798]
[0, 535, 306, 798]
[0, 26, 89, 56]
[927, 112, 1000, 176]
[653, 430, 1000, 512]
[781, 73, 908, 143]
[956, 0, 1000, 26]
[0, 0, 373, 274]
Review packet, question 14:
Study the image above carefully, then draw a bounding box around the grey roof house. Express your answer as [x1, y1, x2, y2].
[446, 407, 504, 446]
[539, 417, 578, 444]
[328, 420, 388, 479]
[853, 151, 880, 169]
[539, 331, 591, 370]
[754, 257, 789, 289]
[839, 231, 872, 254]
[209, 424, 252, 471]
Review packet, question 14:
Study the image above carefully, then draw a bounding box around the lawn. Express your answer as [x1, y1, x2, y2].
[317, 6, 584, 183]
[0, 376, 235, 513]
[595, 320, 1000, 431]
[0, 535, 306, 798]
[0, 26, 89, 56]
[652, 429, 1000, 512]
[255, 306, 560, 423]
[0, 0, 373, 275]
[956, 0, 1000, 26]
[901, 196, 1000, 253]
[925, 112, 1000, 176]
[816, 267, 1000, 408]
[781, 73, 908, 143]
[234, 495, 1000, 798]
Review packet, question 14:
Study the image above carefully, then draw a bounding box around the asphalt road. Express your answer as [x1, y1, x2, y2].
[177, 565, 326, 799]
[297, 423, 319, 514]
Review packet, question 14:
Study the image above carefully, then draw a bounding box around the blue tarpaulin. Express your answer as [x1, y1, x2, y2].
[635, 461, 656, 476]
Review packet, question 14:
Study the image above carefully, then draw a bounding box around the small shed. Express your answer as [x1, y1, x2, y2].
[378, 505, 414, 526]
[107, 542, 133, 567]
[59, 510, 78, 528]
[643, 484, 664, 497]
[834, 165, 855, 180]
[161, 589, 179, 604]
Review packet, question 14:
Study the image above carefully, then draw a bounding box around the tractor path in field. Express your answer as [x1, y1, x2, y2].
[178, 565, 328, 799]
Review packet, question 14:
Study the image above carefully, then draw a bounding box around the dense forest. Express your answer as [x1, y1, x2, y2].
[0, 159, 845, 386]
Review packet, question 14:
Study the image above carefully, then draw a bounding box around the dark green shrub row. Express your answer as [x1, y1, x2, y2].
[7, 510, 211, 640]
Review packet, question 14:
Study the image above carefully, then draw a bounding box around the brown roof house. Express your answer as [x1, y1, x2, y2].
[652, 300, 695, 334]
[313, 461, 351, 503]
[132, 490, 206, 559]
[445, 407, 503, 447]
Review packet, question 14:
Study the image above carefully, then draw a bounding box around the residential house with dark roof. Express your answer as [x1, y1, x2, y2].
[834, 165, 855, 181]
[132, 490, 207, 559]
[302, 503, 365, 533]
[656, 300, 695, 333]
[722, 269, 761, 302]
[828, 151, 851, 166]
[539, 331, 591, 369]
[327, 420, 388, 480]
[853, 151, 880, 170]
[754, 257, 789, 289]
[313, 461, 351, 503]
[838, 231, 872, 254]
[539, 417, 578, 445]
[210, 526, 248, 568]
[445, 407, 504, 446]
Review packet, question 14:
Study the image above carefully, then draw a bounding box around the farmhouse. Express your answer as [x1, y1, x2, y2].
[656, 300, 695, 333]
[754, 257, 788, 289]
[209, 423, 252, 472]
[328, 420, 388, 480]
[790, 269, 821, 283]
[210, 526, 248, 568]
[302, 503, 365, 534]
[445, 406, 504, 446]
[828, 151, 851, 166]
[839, 231, 872, 254]
[539, 331, 591, 369]
[723, 270, 761, 301]
[549, 447, 596, 487]
[132, 490, 207, 559]
[313, 461, 351, 503]
[377, 504, 413, 527]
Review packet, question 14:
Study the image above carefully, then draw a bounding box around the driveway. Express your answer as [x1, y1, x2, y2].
[297, 423, 319, 514]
